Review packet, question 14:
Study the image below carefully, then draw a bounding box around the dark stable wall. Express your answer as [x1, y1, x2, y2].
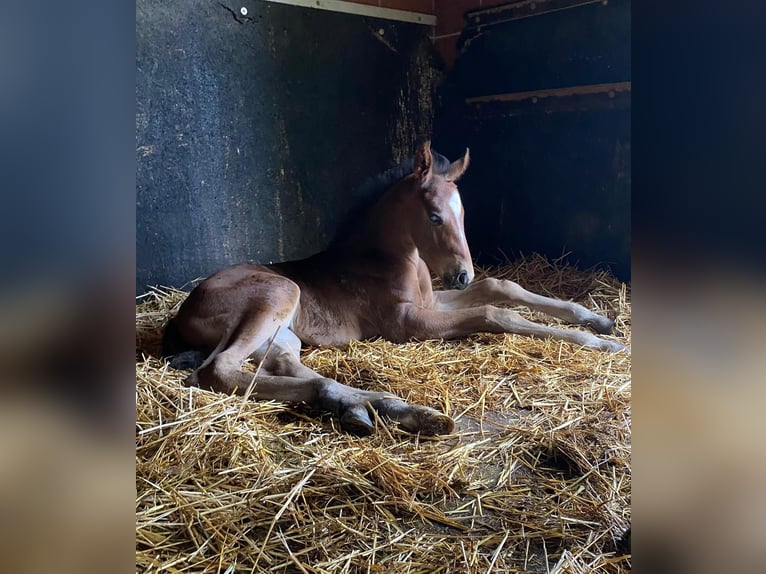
[136, 0, 440, 293]
[433, 0, 630, 280]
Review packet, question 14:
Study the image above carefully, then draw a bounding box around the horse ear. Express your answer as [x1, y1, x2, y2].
[414, 140, 433, 183]
[446, 148, 470, 182]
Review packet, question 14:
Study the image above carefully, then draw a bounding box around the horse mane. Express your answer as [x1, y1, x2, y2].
[331, 149, 452, 245]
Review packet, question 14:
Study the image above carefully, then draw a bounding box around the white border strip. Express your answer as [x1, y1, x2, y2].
[258, 0, 436, 26]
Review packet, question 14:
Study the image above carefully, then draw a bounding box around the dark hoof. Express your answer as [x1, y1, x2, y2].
[167, 350, 207, 370]
[340, 404, 375, 436]
[604, 340, 630, 353]
[374, 399, 455, 436]
[588, 316, 616, 335]
[183, 371, 200, 387]
[415, 410, 455, 436]
[315, 379, 454, 437]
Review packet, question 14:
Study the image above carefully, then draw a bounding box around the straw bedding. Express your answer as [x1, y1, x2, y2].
[136, 254, 631, 573]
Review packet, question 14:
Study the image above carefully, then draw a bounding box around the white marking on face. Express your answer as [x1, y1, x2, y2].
[448, 190, 467, 245]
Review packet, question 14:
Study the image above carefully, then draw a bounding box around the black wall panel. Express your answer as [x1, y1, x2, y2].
[434, 0, 630, 279]
[136, 0, 439, 293]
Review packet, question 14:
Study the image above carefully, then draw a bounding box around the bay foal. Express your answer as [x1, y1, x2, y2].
[164, 142, 626, 435]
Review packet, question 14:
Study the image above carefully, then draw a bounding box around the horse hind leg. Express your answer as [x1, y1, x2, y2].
[175, 273, 294, 390]
[182, 288, 454, 436]
[257, 330, 454, 436]
[170, 271, 453, 434]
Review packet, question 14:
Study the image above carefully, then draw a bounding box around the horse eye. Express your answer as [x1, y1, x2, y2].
[429, 212, 443, 225]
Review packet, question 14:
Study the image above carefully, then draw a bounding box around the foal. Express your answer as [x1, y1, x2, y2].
[164, 142, 627, 435]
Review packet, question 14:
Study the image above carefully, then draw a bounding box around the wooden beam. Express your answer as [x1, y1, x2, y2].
[257, 0, 436, 26]
[465, 0, 605, 29]
[466, 81, 630, 117]
[467, 81, 630, 104]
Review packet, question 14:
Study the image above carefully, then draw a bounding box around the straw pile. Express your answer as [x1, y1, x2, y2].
[136, 254, 631, 573]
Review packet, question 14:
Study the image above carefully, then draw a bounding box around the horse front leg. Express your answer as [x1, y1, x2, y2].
[259, 331, 454, 436]
[402, 305, 628, 352]
[433, 277, 618, 334]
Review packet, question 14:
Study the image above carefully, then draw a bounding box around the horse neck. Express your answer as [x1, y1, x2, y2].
[342, 178, 419, 262]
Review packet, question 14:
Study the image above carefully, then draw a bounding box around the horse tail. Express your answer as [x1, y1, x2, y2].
[162, 318, 208, 370]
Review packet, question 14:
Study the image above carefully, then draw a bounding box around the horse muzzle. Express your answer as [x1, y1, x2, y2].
[444, 268, 474, 290]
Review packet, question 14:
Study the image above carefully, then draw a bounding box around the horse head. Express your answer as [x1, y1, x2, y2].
[409, 141, 474, 290]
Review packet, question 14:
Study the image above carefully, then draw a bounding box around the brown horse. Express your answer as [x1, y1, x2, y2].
[163, 142, 627, 436]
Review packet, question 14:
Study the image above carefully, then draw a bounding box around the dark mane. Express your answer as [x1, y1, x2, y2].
[332, 149, 452, 244]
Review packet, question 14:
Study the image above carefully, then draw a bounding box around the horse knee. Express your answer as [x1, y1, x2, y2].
[482, 277, 523, 301]
[499, 279, 524, 298]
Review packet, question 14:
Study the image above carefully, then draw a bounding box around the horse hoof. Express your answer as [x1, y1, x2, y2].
[393, 405, 455, 436]
[417, 411, 455, 436]
[168, 350, 207, 371]
[589, 316, 616, 335]
[606, 340, 630, 353]
[340, 404, 375, 436]
[183, 372, 200, 387]
[364, 397, 454, 436]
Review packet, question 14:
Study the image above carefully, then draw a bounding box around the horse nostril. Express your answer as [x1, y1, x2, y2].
[457, 271, 468, 286]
